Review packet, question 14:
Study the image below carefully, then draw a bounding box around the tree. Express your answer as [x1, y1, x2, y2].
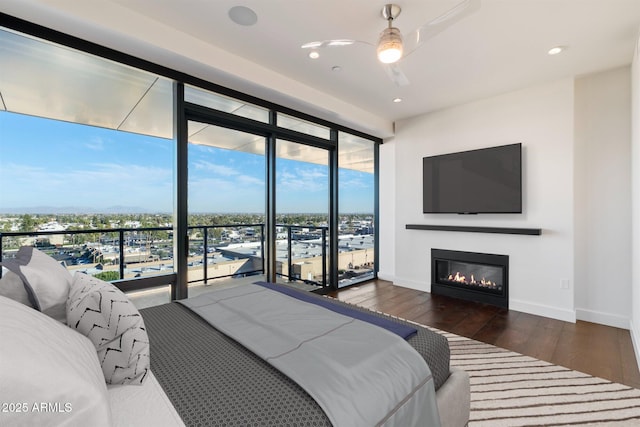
[19, 214, 35, 232]
[93, 271, 120, 281]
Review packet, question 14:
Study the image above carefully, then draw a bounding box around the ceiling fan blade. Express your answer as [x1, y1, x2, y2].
[403, 0, 481, 56]
[301, 39, 372, 49]
[383, 63, 410, 87]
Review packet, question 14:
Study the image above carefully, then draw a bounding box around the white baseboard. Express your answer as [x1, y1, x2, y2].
[576, 308, 630, 330]
[376, 271, 395, 283]
[390, 276, 430, 293]
[383, 281, 576, 322]
[510, 298, 576, 323]
[631, 320, 640, 373]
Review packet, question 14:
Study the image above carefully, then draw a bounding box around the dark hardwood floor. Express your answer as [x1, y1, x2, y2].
[328, 279, 640, 389]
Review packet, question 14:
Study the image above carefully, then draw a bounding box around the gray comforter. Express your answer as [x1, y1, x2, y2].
[180, 284, 441, 427]
[140, 286, 451, 426]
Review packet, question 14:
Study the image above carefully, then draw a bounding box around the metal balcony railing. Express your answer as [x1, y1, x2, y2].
[0, 223, 329, 297]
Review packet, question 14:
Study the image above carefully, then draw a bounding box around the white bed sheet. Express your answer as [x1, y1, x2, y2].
[108, 371, 184, 427]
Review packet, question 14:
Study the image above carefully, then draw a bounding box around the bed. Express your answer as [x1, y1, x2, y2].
[0, 247, 470, 427]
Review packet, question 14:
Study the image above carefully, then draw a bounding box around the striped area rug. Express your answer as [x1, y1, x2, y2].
[436, 329, 640, 426]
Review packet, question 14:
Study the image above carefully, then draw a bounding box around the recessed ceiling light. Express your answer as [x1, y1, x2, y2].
[548, 46, 565, 55]
[228, 6, 258, 26]
[393, 98, 402, 103]
[331, 65, 342, 72]
[309, 51, 320, 59]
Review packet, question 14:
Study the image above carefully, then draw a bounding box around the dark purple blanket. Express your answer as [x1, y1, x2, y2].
[254, 281, 417, 340]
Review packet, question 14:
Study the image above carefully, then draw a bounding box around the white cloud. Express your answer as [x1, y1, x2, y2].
[278, 166, 328, 192]
[191, 160, 239, 176]
[84, 136, 106, 151]
[0, 162, 173, 211]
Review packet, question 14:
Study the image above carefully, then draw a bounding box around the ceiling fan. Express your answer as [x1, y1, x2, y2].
[301, 0, 481, 87]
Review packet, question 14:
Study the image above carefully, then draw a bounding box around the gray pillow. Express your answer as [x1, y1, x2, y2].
[0, 268, 33, 307]
[0, 247, 72, 317]
[0, 295, 112, 427]
[67, 272, 150, 385]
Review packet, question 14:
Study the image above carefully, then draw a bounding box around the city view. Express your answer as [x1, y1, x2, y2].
[0, 212, 375, 299]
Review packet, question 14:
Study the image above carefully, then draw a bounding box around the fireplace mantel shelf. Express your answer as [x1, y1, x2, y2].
[406, 224, 542, 236]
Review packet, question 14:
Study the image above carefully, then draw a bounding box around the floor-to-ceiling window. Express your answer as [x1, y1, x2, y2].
[0, 20, 381, 303]
[276, 139, 330, 288]
[0, 26, 176, 307]
[187, 122, 266, 290]
[273, 114, 333, 288]
[338, 132, 376, 287]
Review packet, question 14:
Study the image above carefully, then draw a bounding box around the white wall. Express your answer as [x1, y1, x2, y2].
[631, 34, 640, 369]
[574, 67, 632, 329]
[378, 140, 396, 281]
[388, 78, 576, 322]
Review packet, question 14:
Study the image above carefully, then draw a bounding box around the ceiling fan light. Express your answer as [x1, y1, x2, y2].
[377, 27, 403, 64]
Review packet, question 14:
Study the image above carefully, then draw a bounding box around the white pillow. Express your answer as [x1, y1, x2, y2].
[0, 268, 32, 307]
[67, 273, 150, 385]
[1, 247, 72, 321]
[0, 295, 112, 427]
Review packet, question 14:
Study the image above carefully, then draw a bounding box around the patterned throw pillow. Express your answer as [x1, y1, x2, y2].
[67, 273, 150, 385]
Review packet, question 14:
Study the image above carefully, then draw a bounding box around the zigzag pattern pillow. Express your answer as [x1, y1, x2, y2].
[67, 273, 149, 385]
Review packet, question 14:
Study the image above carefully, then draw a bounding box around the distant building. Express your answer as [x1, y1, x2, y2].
[37, 221, 66, 232]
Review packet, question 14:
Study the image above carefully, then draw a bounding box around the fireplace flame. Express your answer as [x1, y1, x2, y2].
[448, 272, 466, 282]
[446, 271, 498, 288]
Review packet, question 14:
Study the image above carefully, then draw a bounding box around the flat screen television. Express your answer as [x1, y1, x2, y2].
[423, 143, 522, 214]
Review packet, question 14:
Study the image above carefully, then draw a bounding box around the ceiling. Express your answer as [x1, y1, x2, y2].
[2, 0, 640, 138]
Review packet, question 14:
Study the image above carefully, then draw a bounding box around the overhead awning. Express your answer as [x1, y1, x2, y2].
[0, 27, 374, 174]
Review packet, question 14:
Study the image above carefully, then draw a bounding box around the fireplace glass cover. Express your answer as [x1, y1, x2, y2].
[435, 260, 503, 294]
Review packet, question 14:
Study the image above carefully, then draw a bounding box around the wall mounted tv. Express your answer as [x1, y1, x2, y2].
[423, 143, 522, 214]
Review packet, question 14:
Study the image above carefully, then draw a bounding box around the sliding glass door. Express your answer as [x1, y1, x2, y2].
[187, 121, 266, 293]
[338, 132, 376, 287]
[275, 139, 330, 289]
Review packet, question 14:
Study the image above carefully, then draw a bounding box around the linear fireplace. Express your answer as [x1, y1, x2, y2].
[431, 249, 509, 309]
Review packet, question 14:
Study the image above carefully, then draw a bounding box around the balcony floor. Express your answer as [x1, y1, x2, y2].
[127, 275, 320, 309]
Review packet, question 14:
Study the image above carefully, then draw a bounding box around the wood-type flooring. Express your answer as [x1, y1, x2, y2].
[328, 279, 640, 389]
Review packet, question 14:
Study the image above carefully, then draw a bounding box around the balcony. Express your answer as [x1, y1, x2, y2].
[1, 222, 374, 308]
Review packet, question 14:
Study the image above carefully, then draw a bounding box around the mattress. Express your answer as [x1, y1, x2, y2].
[108, 371, 185, 427]
[140, 290, 451, 427]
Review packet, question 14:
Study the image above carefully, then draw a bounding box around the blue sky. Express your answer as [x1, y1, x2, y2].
[0, 112, 373, 213]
